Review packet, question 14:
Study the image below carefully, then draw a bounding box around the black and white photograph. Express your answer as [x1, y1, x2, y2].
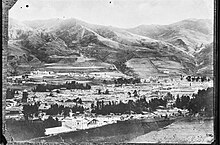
[2, 0, 216, 144]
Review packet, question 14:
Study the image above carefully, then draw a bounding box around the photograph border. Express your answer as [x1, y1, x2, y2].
[2, 0, 219, 144]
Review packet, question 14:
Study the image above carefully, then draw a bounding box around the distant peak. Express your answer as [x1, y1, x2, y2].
[181, 18, 212, 22]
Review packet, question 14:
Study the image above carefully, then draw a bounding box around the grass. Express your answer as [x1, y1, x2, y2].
[30, 119, 175, 143]
[6, 119, 45, 141]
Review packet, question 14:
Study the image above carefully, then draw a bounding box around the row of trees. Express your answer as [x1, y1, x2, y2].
[174, 87, 213, 116]
[91, 87, 213, 117]
[97, 89, 109, 95]
[91, 97, 168, 115]
[22, 102, 85, 120]
[65, 97, 83, 104]
[45, 103, 85, 116]
[22, 103, 61, 128]
[32, 81, 91, 92]
[184, 76, 210, 82]
[114, 77, 141, 85]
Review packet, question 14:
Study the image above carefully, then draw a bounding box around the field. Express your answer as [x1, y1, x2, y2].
[41, 60, 114, 73]
[125, 58, 159, 78]
[29, 119, 175, 143]
[5, 120, 45, 141]
[128, 118, 214, 144]
[151, 57, 185, 75]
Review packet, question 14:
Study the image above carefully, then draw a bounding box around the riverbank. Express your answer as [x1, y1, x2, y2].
[128, 117, 214, 144]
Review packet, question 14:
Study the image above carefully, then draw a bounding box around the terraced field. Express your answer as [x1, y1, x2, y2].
[125, 57, 187, 78]
[125, 58, 161, 78]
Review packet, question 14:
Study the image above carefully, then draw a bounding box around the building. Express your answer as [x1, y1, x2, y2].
[45, 126, 73, 135]
[22, 90, 28, 103]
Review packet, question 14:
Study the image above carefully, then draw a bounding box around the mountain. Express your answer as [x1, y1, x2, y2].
[194, 43, 213, 76]
[8, 18, 213, 77]
[127, 19, 213, 54]
[8, 18, 33, 40]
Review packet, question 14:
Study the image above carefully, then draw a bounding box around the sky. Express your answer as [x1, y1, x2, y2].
[9, 0, 214, 28]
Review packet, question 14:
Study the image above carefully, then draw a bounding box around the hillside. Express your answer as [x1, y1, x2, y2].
[8, 18, 213, 77]
[127, 19, 213, 54]
[194, 43, 213, 77]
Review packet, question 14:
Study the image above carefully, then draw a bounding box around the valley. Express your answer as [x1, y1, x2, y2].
[5, 17, 214, 143]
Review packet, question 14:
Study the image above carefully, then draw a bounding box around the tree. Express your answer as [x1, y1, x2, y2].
[187, 88, 213, 116]
[128, 92, 131, 97]
[6, 89, 15, 99]
[175, 95, 181, 108]
[133, 90, 138, 97]
[78, 98, 83, 104]
[164, 92, 173, 101]
[181, 95, 190, 109]
[98, 89, 101, 94]
[196, 76, 200, 82]
[91, 103, 95, 110]
[22, 103, 39, 120]
[186, 76, 191, 82]
[104, 89, 109, 94]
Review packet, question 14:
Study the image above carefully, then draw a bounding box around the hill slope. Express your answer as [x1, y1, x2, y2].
[8, 18, 213, 77]
[127, 19, 213, 54]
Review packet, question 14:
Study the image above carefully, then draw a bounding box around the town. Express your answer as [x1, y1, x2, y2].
[5, 70, 213, 137]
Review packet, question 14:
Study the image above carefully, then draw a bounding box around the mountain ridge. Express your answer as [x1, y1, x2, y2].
[8, 17, 213, 77]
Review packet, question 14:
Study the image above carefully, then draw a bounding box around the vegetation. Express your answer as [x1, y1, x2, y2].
[185, 76, 210, 82]
[6, 88, 15, 99]
[114, 77, 141, 85]
[174, 87, 213, 116]
[22, 102, 85, 121]
[97, 89, 110, 95]
[22, 103, 40, 120]
[92, 87, 213, 117]
[91, 97, 167, 115]
[45, 103, 85, 116]
[6, 119, 45, 141]
[32, 81, 91, 92]
[44, 116, 61, 128]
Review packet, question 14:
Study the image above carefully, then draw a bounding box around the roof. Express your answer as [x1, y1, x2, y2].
[45, 126, 73, 135]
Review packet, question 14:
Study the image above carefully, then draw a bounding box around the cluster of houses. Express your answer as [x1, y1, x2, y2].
[5, 69, 213, 136]
[44, 106, 188, 136]
[7, 70, 131, 85]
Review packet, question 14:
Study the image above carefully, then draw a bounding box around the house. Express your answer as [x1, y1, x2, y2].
[75, 118, 89, 130]
[61, 117, 90, 130]
[39, 104, 51, 111]
[6, 99, 17, 107]
[5, 106, 24, 120]
[87, 119, 100, 128]
[5, 113, 24, 120]
[45, 126, 73, 135]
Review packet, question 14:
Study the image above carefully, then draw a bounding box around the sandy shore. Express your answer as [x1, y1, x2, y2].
[128, 119, 214, 144]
